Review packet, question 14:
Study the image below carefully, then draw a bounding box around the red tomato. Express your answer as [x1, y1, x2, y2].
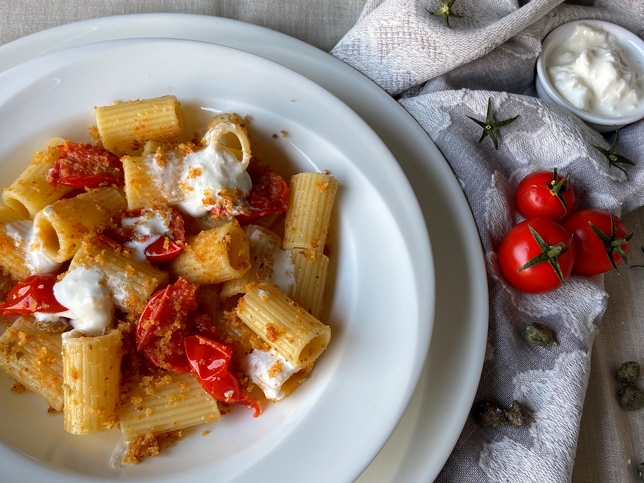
[101, 207, 185, 264]
[184, 335, 261, 417]
[136, 289, 166, 350]
[143, 236, 184, 263]
[564, 209, 632, 275]
[0, 274, 68, 316]
[136, 277, 199, 373]
[515, 168, 575, 221]
[498, 218, 575, 294]
[47, 142, 124, 188]
[235, 161, 289, 221]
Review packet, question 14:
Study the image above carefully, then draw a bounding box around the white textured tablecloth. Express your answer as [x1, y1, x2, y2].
[1, 2, 644, 482]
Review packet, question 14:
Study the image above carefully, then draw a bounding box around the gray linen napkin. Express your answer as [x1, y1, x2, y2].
[332, 1, 644, 481]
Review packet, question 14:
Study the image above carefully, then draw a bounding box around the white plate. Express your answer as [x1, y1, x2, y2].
[0, 39, 433, 482]
[0, 14, 489, 482]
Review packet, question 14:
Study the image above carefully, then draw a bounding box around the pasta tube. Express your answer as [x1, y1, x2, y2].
[236, 283, 331, 368]
[32, 187, 127, 263]
[0, 317, 64, 411]
[283, 172, 338, 253]
[168, 221, 250, 284]
[2, 138, 73, 218]
[63, 330, 122, 434]
[119, 372, 220, 442]
[0, 205, 31, 280]
[290, 249, 329, 319]
[95, 95, 183, 156]
[121, 152, 181, 210]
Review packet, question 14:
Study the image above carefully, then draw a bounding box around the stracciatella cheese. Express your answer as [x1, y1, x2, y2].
[5, 220, 61, 274]
[547, 24, 644, 117]
[53, 266, 114, 336]
[247, 225, 296, 297]
[242, 348, 299, 400]
[140, 127, 252, 218]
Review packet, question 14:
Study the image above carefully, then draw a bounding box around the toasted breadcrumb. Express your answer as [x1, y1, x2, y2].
[11, 381, 26, 394]
[123, 430, 184, 464]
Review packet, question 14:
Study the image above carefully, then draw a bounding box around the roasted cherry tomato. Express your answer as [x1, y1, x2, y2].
[47, 142, 124, 188]
[498, 218, 575, 294]
[143, 236, 184, 263]
[102, 207, 185, 264]
[564, 208, 632, 275]
[515, 168, 575, 222]
[235, 160, 289, 221]
[0, 274, 68, 316]
[184, 335, 261, 417]
[136, 277, 198, 373]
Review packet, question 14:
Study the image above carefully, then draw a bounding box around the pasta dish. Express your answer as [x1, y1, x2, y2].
[0, 96, 337, 464]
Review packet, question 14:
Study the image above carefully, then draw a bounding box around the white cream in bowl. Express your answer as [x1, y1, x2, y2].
[536, 20, 644, 132]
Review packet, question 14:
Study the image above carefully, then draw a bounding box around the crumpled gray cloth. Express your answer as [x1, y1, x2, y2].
[332, 1, 644, 481]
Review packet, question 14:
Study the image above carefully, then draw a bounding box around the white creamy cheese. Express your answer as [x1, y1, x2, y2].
[179, 140, 252, 217]
[271, 249, 296, 297]
[53, 266, 114, 336]
[242, 348, 299, 400]
[120, 209, 169, 261]
[143, 150, 184, 203]
[142, 127, 252, 217]
[247, 225, 296, 297]
[547, 24, 644, 117]
[33, 311, 75, 324]
[5, 220, 61, 274]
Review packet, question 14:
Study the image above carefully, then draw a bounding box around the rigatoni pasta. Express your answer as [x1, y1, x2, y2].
[168, 221, 250, 284]
[0, 206, 33, 280]
[62, 330, 122, 434]
[283, 172, 338, 252]
[96, 95, 183, 156]
[236, 283, 331, 368]
[0, 317, 64, 410]
[33, 187, 127, 263]
[2, 138, 72, 218]
[119, 372, 221, 442]
[290, 249, 329, 319]
[120, 152, 182, 210]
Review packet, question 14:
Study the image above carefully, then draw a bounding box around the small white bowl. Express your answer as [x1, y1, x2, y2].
[536, 19, 644, 132]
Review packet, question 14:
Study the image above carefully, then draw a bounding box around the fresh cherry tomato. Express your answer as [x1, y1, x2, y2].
[101, 207, 185, 264]
[235, 160, 289, 221]
[0, 274, 68, 316]
[47, 142, 124, 188]
[564, 209, 632, 275]
[136, 277, 198, 373]
[184, 335, 261, 417]
[515, 168, 575, 222]
[498, 218, 575, 294]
